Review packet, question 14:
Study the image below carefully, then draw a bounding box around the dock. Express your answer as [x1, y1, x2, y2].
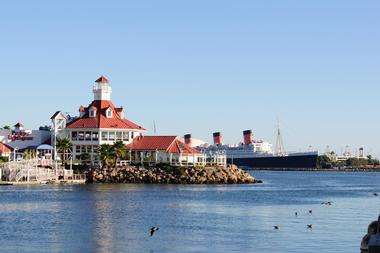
[0, 158, 86, 185]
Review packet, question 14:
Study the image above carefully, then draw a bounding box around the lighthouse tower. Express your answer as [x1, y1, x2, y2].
[93, 75, 112, 101]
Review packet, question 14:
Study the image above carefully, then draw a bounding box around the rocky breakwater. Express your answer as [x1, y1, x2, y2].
[87, 164, 258, 184]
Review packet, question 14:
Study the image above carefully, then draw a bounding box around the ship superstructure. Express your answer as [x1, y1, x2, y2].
[191, 128, 318, 169]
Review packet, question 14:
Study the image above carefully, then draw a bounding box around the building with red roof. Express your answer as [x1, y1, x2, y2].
[50, 75, 218, 167]
[51, 76, 146, 161]
[0, 142, 13, 159]
[126, 136, 206, 166]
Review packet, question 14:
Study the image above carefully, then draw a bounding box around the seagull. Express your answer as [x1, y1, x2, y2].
[309, 210, 313, 214]
[307, 224, 313, 229]
[274, 225, 280, 230]
[150, 227, 159, 237]
[295, 212, 298, 216]
[374, 193, 378, 197]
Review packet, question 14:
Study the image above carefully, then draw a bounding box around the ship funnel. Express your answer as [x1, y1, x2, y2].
[243, 130, 253, 146]
[184, 134, 192, 146]
[213, 132, 222, 146]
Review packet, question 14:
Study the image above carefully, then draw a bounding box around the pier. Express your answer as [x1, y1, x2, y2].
[0, 158, 86, 185]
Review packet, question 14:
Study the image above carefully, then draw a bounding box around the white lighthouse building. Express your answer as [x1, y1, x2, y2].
[51, 76, 146, 162]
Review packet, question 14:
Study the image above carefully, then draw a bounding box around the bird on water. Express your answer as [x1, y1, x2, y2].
[150, 227, 159, 237]
[307, 224, 313, 229]
[309, 210, 313, 214]
[274, 225, 280, 230]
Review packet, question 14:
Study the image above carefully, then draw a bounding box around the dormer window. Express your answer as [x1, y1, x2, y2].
[106, 108, 113, 118]
[89, 110, 96, 118]
[89, 106, 97, 118]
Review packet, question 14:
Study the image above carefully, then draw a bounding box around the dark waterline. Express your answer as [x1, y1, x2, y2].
[0, 171, 379, 253]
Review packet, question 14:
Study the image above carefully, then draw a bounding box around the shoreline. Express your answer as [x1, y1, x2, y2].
[246, 167, 380, 172]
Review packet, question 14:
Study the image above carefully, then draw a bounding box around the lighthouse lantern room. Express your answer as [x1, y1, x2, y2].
[93, 75, 112, 101]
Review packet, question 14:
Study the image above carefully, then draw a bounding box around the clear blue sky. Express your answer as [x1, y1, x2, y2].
[1, 1, 379, 157]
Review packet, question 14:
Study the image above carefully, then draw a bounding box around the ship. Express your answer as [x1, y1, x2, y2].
[185, 128, 318, 169]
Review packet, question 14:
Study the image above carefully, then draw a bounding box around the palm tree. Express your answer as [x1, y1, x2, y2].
[56, 138, 72, 165]
[113, 141, 126, 166]
[99, 144, 114, 169]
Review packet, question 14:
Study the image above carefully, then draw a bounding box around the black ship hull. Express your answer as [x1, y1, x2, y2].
[227, 154, 318, 169]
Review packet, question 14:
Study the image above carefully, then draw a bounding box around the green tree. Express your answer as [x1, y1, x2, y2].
[99, 144, 114, 169]
[317, 155, 333, 169]
[80, 153, 92, 165]
[23, 151, 35, 160]
[56, 138, 72, 165]
[0, 156, 9, 163]
[347, 158, 369, 167]
[3, 126, 10, 130]
[113, 141, 126, 166]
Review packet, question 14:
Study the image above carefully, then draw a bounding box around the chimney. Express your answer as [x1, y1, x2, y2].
[184, 134, 192, 146]
[213, 132, 222, 145]
[243, 130, 253, 146]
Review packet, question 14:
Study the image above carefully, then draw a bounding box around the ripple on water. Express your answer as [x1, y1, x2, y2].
[0, 171, 380, 253]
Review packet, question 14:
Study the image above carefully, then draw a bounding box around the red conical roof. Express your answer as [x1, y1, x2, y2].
[95, 75, 109, 84]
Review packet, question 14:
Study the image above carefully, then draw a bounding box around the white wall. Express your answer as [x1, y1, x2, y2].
[6, 130, 51, 150]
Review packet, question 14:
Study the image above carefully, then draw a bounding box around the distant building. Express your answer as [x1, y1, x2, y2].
[0, 123, 51, 153]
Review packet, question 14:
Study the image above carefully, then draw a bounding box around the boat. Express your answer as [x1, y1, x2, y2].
[190, 127, 318, 169]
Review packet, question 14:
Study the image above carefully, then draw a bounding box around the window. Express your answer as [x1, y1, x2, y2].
[78, 132, 84, 141]
[89, 109, 96, 118]
[109, 132, 115, 141]
[101, 131, 108, 141]
[87, 146, 93, 153]
[131, 132, 134, 139]
[106, 108, 112, 118]
[85, 132, 91, 141]
[123, 132, 129, 141]
[116, 132, 122, 141]
[81, 146, 86, 153]
[92, 132, 99, 141]
[76, 146, 80, 153]
[71, 131, 78, 141]
[93, 146, 99, 153]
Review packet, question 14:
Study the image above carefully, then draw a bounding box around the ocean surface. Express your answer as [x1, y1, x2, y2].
[0, 171, 379, 253]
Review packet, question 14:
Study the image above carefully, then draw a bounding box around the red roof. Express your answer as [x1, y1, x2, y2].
[67, 100, 145, 130]
[0, 142, 12, 154]
[79, 106, 86, 112]
[126, 136, 201, 154]
[95, 75, 109, 84]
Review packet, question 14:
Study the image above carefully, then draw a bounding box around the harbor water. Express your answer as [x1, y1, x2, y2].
[0, 171, 379, 253]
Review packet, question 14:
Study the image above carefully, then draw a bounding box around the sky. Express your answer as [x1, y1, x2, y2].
[0, 1, 379, 157]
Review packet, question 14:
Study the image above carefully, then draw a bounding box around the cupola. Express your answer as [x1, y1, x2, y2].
[93, 75, 112, 101]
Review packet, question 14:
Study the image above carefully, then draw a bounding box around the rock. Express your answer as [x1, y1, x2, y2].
[87, 164, 257, 185]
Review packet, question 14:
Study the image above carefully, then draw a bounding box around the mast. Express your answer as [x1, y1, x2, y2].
[153, 120, 157, 135]
[275, 119, 286, 156]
